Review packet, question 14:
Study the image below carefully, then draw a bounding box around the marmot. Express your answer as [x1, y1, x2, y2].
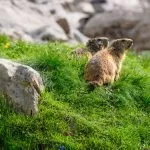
[84, 38, 133, 86]
[71, 37, 109, 59]
[86, 37, 109, 55]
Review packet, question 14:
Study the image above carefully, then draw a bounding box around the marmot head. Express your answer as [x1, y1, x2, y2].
[86, 37, 109, 54]
[110, 38, 133, 53]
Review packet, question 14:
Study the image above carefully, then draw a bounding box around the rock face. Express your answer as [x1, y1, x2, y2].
[0, 0, 69, 42]
[83, 11, 142, 38]
[0, 0, 87, 43]
[0, 0, 150, 50]
[102, 0, 149, 12]
[83, 11, 150, 50]
[0, 59, 44, 115]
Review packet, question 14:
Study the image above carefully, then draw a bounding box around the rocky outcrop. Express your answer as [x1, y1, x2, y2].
[0, 0, 88, 43]
[83, 11, 150, 50]
[0, 0, 70, 42]
[102, 0, 149, 12]
[0, 0, 150, 50]
[83, 11, 143, 38]
[0, 59, 44, 115]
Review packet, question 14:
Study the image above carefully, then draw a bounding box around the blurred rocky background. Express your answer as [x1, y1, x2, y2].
[0, 0, 150, 51]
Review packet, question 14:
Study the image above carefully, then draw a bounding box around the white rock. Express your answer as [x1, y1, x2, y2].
[103, 0, 150, 13]
[31, 25, 68, 42]
[77, 2, 95, 14]
[71, 29, 89, 44]
[49, 4, 70, 34]
[66, 12, 88, 29]
[0, 59, 44, 115]
[0, 0, 68, 42]
[83, 11, 150, 50]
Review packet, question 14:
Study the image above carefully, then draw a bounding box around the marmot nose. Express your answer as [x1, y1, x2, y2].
[130, 39, 133, 46]
[127, 39, 133, 47]
[129, 40, 133, 48]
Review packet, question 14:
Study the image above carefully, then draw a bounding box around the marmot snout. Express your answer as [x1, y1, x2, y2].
[84, 38, 133, 86]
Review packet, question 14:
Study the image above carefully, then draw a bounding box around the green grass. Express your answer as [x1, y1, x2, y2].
[0, 35, 150, 150]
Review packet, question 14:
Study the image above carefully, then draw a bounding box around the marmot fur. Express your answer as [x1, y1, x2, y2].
[84, 38, 133, 86]
[71, 37, 109, 59]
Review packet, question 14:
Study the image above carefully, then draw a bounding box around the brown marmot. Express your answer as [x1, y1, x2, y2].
[84, 38, 133, 86]
[86, 37, 109, 55]
[71, 37, 109, 59]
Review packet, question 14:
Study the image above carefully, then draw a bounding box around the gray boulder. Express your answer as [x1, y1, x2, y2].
[50, 4, 70, 35]
[31, 25, 68, 42]
[70, 29, 89, 43]
[102, 0, 149, 13]
[83, 11, 150, 50]
[0, 0, 68, 42]
[0, 0, 91, 43]
[0, 59, 44, 115]
[76, 2, 95, 14]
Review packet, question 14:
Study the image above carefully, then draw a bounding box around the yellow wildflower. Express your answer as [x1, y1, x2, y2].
[4, 42, 10, 49]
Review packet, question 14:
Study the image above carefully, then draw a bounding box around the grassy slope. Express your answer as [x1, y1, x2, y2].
[0, 35, 150, 150]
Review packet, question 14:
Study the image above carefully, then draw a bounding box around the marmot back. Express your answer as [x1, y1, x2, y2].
[84, 38, 133, 86]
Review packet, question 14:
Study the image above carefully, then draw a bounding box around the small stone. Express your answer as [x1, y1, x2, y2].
[59, 146, 65, 150]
